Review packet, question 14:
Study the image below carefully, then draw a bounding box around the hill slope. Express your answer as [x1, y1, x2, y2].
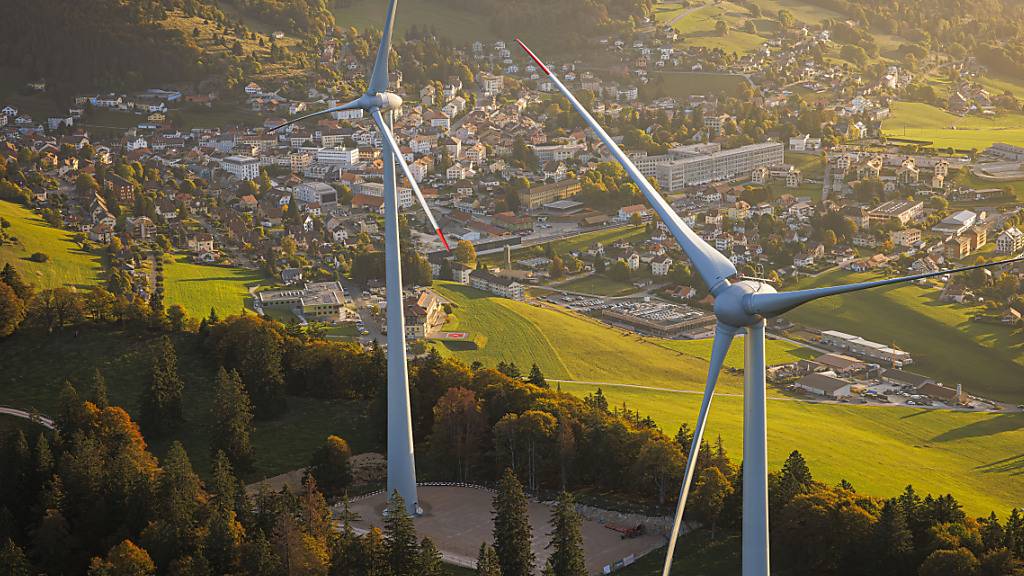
[432, 283, 1024, 515]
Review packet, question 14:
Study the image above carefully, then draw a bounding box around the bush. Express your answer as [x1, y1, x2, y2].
[29, 252, 49, 262]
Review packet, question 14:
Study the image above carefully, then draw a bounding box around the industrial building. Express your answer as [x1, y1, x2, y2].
[602, 301, 716, 337]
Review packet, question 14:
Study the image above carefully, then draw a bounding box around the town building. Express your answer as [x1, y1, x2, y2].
[257, 282, 347, 322]
[601, 301, 716, 338]
[655, 142, 785, 192]
[867, 200, 924, 226]
[996, 227, 1024, 254]
[223, 155, 260, 180]
[469, 269, 525, 300]
[820, 330, 912, 366]
[517, 179, 582, 209]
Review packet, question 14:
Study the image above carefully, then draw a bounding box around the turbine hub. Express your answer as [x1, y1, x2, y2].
[376, 92, 403, 111]
[713, 280, 777, 327]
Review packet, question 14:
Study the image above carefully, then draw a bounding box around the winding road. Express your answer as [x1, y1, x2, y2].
[0, 406, 56, 430]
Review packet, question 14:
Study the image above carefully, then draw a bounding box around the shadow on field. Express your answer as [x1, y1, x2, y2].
[975, 453, 1024, 476]
[929, 413, 1024, 443]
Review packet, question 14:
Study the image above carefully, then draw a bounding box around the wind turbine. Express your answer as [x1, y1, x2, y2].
[271, 0, 450, 515]
[514, 38, 1024, 576]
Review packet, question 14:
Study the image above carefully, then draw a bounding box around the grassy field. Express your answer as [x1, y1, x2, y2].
[480, 225, 649, 267]
[432, 282, 813, 396]
[430, 282, 1024, 516]
[649, 72, 750, 99]
[0, 326, 379, 481]
[882, 101, 1024, 149]
[0, 200, 104, 290]
[161, 253, 268, 318]
[555, 274, 638, 296]
[661, 1, 769, 54]
[559, 380, 1024, 517]
[785, 268, 1024, 403]
[619, 533, 740, 576]
[331, 0, 497, 45]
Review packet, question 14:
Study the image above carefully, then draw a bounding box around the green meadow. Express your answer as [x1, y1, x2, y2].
[0, 200, 104, 289]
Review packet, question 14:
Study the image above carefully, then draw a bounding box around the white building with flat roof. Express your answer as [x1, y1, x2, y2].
[655, 142, 785, 192]
[223, 155, 260, 180]
[295, 182, 339, 207]
[316, 146, 359, 168]
[258, 281, 347, 321]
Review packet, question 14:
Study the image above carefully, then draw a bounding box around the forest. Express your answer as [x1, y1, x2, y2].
[3, 262, 1024, 574]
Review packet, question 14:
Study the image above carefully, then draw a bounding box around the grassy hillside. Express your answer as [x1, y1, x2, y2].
[786, 269, 1024, 403]
[433, 281, 814, 395]
[882, 101, 1024, 149]
[331, 0, 498, 45]
[0, 200, 103, 289]
[161, 253, 268, 318]
[430, 282, 1024, 516]
[560, 381, 1024, 517]
[659, 1, 770, 54]
[0, 325, 378, 481]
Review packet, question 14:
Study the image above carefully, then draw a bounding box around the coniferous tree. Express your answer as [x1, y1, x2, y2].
[87, 539, 156, 576]
[547, 492, 586, 576]
[384, 492, 420, 576]
[418, 537, 444, 576]
[139, 336, 184, 436]
[1, 264, 32, 302]
[475, 543, 501, 576]
[90, 369, 109, 409]
[0, 538, 31, 576]
[776, 450, 813, 505]
[210, 367, 255, 470]
[527, 363, 548, 388]
[206, 454, 245, 575]
[493, 468, 534, 576]
[142, 442, 203, 568]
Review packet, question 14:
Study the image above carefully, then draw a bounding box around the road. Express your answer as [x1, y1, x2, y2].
[0, 406, 56, 430]
[546, 379, 1016, 413]
[337, 273, 385, 344]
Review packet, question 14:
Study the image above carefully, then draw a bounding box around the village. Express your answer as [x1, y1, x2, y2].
[1, 15, 1023, 415]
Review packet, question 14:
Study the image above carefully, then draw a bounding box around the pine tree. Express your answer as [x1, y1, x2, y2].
[475, 543, 501, 576]
[1, 263, 33, 301]
[418, 538, 444, 576]
[547, 492, 586, 576]
[383, 492, 420, 576]
[139, 336, 184, 436]
[0, 538, 31, 576]
[210, 367, 255, 470]
[206, 454, 245, 574]
[777, 450, 813, 503]
[493, 468, 534, 576]
[527, 363, 548, 388]
[90, 368, 109, 409]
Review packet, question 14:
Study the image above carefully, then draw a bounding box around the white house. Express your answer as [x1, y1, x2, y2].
[651, 255, 673, 276]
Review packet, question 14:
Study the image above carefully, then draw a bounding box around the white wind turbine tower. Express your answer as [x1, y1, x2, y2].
[515, 38, 1024, 576]
[271, 0, 450, 515]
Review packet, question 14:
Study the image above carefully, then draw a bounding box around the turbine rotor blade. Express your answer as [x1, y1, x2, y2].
[266, 98, 363, 132]
[371, 108, 450, 251]
[662, 323, 738, 576]
[514, 38, 738, 295]
[747, 255, 1024, 318]
[368, 0, 399, 95]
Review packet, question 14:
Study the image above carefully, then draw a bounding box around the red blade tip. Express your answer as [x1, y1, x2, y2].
[515, 37, 551, 76]
[437, 228, 450, 252]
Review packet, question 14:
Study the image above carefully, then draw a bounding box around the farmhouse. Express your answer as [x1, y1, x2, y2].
[795, 373, 852, 398]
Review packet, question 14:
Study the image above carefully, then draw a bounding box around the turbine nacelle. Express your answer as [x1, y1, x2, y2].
[369, 91, 403, 112]
[713, 280, 777, 328]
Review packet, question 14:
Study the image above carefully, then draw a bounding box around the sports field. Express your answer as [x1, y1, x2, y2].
[650, 72, 750, 99]
[0, 200, 104, 289]
[161, 253, 268, 318]
[882, 101, 1024, 149]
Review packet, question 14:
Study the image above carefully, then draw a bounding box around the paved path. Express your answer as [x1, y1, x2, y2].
[547, 379, 1014, 413]
[0, 406, 56, 430]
